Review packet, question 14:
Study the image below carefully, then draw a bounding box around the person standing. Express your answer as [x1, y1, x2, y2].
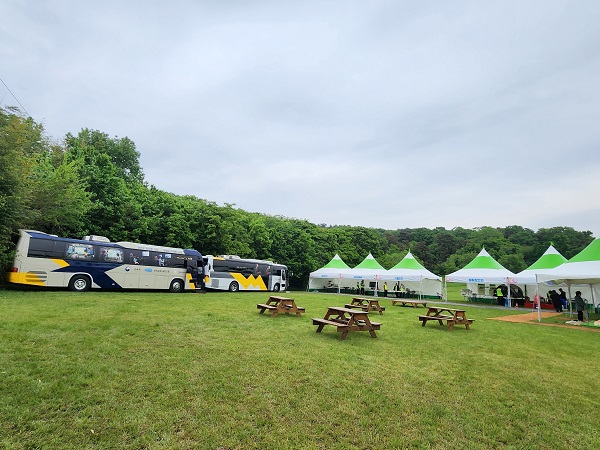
[558, 288, 567, 310]
[495, 285, 505, 306]
[549, 290, 562, 312]
[383, 282, 388, 297]
[360, 280, 365, 295]
[574, 291, 585, 322]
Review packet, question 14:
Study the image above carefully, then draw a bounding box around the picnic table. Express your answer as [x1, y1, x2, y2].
[391, 299, 428, 308]
[418, 306, 474, 331]
[344, 297, 386, 315]
[256, 296, 305, 317]
[313, 307, 381, 340]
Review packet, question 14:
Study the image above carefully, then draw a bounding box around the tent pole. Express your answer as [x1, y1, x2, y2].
[588, 283, 595, 322]
[443, 278, 446, 302]
[567, 284, 573, 319]
[536, 284, 542, 322]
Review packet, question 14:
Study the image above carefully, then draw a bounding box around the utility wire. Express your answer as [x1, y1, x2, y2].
[0, 76, 30, 117]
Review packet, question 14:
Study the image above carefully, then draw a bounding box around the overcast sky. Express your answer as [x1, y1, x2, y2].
[2, 1, 600, 237]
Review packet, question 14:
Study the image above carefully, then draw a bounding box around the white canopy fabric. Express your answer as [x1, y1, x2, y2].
[385, 251, 442, 297]
[513, 245, 567, 285]
[536, 238, 600, 307]
[308, 251, 442, 298]
[308, 254, 353, 291]
[347, 253, 388, 280]
[445, 248, 516, 284]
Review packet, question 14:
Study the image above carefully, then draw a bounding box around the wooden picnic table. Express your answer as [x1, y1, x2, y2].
[418, 306, 474, 331]
[313, 307, 381, 340]
[257, 296, 305, 317]
[344, 297, 386, 315]
[391, 299, 428, 308]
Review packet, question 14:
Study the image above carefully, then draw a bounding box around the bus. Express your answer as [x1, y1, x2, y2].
[203, 254, 287, 292]
[7, 229, 204, 292]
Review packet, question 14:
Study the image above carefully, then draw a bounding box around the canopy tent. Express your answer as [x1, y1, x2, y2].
[386, 251, 442, 298]
[307, 252, 390, 293]
[347, 253, 388, 293]
[445, 248, 516, 305]
[536, 238, 600, 308]
[307, 254, 353, 292]
[513, 245, 568, 308]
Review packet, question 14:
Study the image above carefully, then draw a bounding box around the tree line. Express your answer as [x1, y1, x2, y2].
[1, 107, 594, 288]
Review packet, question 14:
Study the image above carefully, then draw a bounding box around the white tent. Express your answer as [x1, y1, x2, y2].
[445, 248, 516, 305]
[536, 238, 600, 309]
[385, 251, 442, 298]
[309, 253, 390, 295]
[347, 253, 388, 294]
[513, 245, 568, 306]
[308, 254, 354, 292]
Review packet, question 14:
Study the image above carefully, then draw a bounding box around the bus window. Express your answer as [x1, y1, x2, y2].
[66, 243, 96, 260]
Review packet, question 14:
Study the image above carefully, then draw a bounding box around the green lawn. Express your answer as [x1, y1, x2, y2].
[1, 289, 599, 449]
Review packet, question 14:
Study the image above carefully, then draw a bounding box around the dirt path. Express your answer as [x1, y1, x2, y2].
[488, 311, 600, 332]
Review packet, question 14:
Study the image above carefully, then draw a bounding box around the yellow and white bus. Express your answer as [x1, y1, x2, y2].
[8, 229, 204, 292]
[203, 254, 287, 292]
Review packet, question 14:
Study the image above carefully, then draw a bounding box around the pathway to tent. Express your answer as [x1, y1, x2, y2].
[489, 311, 600, 332]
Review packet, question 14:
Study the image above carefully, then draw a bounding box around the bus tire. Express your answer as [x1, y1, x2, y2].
[273, 283, 280, 292]
[169, 279, 184, 293]
[228, 281, 239, 292]
[69, 275, 91, 292]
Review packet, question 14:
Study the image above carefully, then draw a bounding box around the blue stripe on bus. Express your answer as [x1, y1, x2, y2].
[54, 262, 123, 289]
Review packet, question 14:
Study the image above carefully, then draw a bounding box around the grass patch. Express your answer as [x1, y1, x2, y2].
[1, 289, 599, 449]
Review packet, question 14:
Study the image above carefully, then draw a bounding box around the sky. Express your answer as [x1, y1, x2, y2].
[2, 0, 600, 237]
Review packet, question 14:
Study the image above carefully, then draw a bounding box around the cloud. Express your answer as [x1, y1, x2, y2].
[2, 0, 600, 237]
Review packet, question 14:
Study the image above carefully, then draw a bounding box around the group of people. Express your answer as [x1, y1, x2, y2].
[547, 289, 568, 312]
[380, 281, 408, 298]
[354, 280, 409, 298]
[534, 288, 587, 321]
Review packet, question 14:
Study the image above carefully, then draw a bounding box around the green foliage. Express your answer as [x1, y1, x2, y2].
[27, 153, 92, 236]
[0, 116, 595, 288]
[0, 108, 33, 264]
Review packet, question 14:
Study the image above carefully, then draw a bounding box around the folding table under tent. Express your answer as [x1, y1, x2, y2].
[444, 248, 517, 306]
[385, 251, 442, 299]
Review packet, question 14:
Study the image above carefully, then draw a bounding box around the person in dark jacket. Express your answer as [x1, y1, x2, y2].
[574, 291, 585, 322]
[558, 288, 568, 310]
[549, 290, 562, 312]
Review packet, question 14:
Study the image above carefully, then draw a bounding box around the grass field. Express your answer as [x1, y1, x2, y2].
[1, 288, 599, 449]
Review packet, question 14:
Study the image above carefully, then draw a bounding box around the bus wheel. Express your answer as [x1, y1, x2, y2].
[273, 283, 280, 292]
[229, 281, 239, 292]
[69, 275, 91, 292]
[169, 279, 184, 293]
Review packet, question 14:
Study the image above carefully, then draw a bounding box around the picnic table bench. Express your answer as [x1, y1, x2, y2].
[313, 307, 381, 340]
[257, 296, 305, 317]
[344, 297, 385, 315]
[391, 299, 428, 308]
[418, 306, 474, 331]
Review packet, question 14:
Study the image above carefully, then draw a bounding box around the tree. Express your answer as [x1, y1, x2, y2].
[63, 130, 145, 240]
[27, 153, 91, 236]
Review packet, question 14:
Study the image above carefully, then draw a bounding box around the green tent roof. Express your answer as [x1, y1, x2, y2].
[354, 253, 385, 270]
[462, 248, 506, 270]
[321, 254, 351, 269]
[525, 245, 567, 270]
[391, 251, 426, 270]
[569, 238, 600, 263]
